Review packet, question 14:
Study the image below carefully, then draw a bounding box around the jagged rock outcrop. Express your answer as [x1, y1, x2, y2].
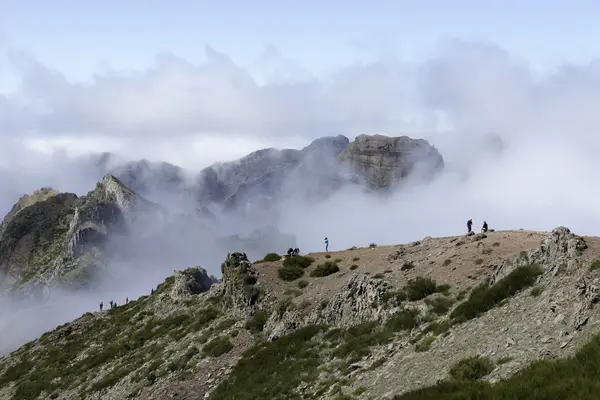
[0, 174, 163, 298]
[217, 252, 262, 318]
[168, 266, 214, 300]
[264, 274, 393, 340]
[492, 227, 588, 284]
[339, 134, 444, 188]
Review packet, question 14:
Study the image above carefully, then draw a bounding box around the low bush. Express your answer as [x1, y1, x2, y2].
[450, 264, 543, 322]
[283, 255, 315, 269]
[401, 262, 415, 271]
[203, 336, 234, 357]
[278, 266, 304, 281]
[245, 311, 268, 334]
[449, 356, 495, 381]
[263, 252, 281, 262]
[310, 261, 340, 277]
[404, 277, 445, 301]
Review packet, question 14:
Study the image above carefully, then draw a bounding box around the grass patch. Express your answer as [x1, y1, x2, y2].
[401, 262, 415, 271]
[283, 255, 315, 269]
[442, 259, 452, 266]
[590, 260, 600, 272]
[310, 261, 340, 277]
[353, 257, 360, 262]
[334, 258, 343, 263]
[415, 335, 437, 352]
[350, 264, 358, 270]
[245, 311, 268, 334]
[203, 336, 234, 357]
[474, 258, 484, 265]
[492, 242, 501, 247]
[373, 273, 385, 279]
[325, 254, 332, 259]
[497, 355, 513, 365]
[482, 248, 493, 255]
[450, 264, 543, 322]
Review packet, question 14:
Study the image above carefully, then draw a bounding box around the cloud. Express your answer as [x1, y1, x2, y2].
[3, 38, 600, 354]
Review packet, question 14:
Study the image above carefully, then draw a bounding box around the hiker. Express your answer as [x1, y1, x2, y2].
[467, 219, 473, 234]
[109, 300, 113, 309]
[324, 237, 329, 252]
[294, 247, 300, 256]
[126, 297, 129, 304]
[481, 221, 488, 233]
[287, 248, 294, 257]
[99, 301, 103, 312]
[151, 288, 155, 295]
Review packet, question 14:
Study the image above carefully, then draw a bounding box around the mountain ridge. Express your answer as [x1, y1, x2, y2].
[2, 227, 600, 399]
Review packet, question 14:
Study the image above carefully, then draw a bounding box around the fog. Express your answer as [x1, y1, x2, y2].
[2, 40, 600, 355]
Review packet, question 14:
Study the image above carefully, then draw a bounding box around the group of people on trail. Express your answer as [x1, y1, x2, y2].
[99, 298, 128, 312]
[467, 219, 489, 234]
[287, 247, 300, 257]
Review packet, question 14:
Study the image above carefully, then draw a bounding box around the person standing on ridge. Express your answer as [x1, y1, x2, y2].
[467, 219, 473, 234]
[126, 297, 129, 304]
[482, 221, 488, 233]
[324, 237, 329, 252]
[99, 301, 103, 312]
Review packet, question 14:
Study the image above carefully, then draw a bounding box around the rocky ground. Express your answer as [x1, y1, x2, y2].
[2, 227, 600, 400]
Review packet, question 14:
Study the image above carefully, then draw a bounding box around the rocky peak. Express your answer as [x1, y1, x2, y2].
[339, 134, 445, 188]
[168, 266, 214, 301]
[0, 187, 60, 236]
[218, 252, 261, 318]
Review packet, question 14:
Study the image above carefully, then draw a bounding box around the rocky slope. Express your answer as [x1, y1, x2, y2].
[3, 227, 600, 399]
[0, 175, 163, 300]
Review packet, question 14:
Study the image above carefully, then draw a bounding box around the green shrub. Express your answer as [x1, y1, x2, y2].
[450, 264, 543, 322]
[297, 280, 309, 289]
[449, 356, 495, 381]
[373, 273, 385, 279]
[325, 254, 331, 259]
[278, 265, 304, 281]
[404, 277, 441, 301]
[382, 289, 407, 305]
[442, 259, 452, 266]
[401, 262, 415, 271]
[530, 286, 544, 297]
[350, 264, 359, 270]
[277, 297, 296, 317]
[203, 336, 234, 357]
[283, 255, 315, 269]
[334, 258, 343, 263]
[353, 257, 360, 262]
[492, 241, 500, 247]
[310, 261, 340, 277]
[425, 295, 455, 315]
[474, 258, 484, 265]
[263, 252, 281, 262]
[245, 311, 268, 334]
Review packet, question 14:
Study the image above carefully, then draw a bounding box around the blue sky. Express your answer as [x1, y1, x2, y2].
[1, 0, 600, 168]
[2, 0, 600, 82]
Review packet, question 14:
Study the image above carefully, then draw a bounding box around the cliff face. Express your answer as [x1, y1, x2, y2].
[0, 174, 163, 299]
[339, 134, 445, 188]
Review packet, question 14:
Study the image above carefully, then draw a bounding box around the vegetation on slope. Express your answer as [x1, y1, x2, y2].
[0, 284, 221, 400]
[395, 332, 600, 400]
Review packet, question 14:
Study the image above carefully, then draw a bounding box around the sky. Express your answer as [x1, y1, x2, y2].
[1, 1, 600, 168]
